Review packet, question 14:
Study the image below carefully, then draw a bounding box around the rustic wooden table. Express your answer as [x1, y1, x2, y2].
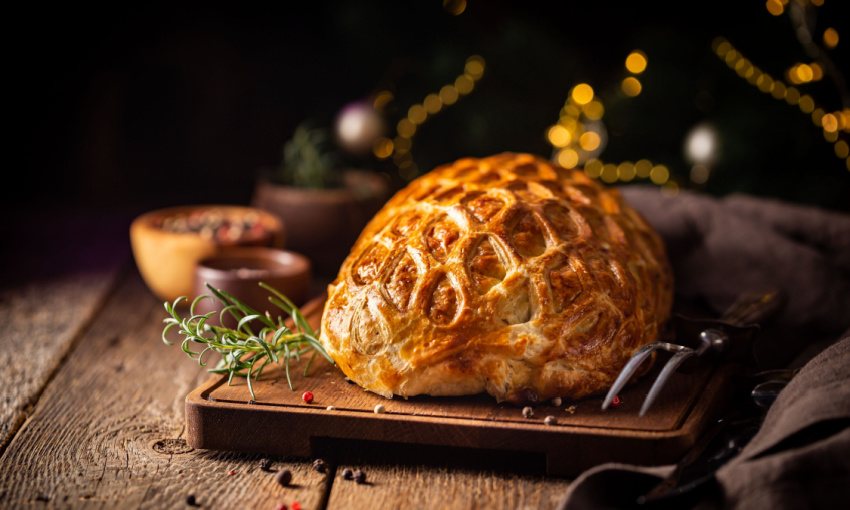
[0, 208, 571, 509]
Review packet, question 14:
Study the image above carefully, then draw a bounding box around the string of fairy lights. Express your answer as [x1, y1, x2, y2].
[547, 51, 680, 195]
[712, 36, 849, 170]
[371, 55, 486, 181]
[360, 0, 846, 188]
[543, 0, 849, 194]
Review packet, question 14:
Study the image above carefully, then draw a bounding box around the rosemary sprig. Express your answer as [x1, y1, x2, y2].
[162, 282, 334, 400]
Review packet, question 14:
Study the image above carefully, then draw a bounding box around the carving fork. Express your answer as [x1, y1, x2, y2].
[602, 288, 785, 416]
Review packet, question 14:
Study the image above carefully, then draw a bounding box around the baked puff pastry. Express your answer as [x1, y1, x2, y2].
[319, 153, 673, 404]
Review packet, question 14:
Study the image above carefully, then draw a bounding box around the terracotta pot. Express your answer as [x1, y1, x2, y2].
[251, 169, 389, 275]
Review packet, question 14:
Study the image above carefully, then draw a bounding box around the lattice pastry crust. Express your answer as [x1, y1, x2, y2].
[320, 153, 673, 404]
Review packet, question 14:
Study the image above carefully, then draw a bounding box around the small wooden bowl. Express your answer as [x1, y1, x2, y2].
[191, 248, 311, 325]
[130, 205, 285, 303]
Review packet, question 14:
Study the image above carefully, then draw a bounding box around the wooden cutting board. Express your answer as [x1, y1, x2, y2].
[185, 295, 734, 477]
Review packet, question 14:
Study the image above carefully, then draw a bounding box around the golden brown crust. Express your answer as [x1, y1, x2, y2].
[319, 153, 673, 403]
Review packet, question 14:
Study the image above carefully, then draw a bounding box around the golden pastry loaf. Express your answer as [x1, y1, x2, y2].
[320, 153, 673, 404]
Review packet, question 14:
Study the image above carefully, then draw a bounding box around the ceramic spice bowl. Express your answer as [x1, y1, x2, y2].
[191, 247, 311, 325]
[130, 205, 285, 303]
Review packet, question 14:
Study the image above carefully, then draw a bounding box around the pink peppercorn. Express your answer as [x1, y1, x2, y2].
[302, 391, 314, 403]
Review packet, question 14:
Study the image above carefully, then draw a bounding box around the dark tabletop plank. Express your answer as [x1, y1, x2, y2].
[0, 269, 121, 451]
[0, 269, 330, 509]
[326, 463, 570, 510]
[0, 207, 135, 453]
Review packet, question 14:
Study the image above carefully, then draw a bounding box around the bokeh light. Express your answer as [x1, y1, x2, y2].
[600, 164, 618, 183]
[757, 74, 774, 92]
[785, 86, 800, 105]
[408, 104, 427, 124]
[423, 93, 442, 114]
[580, 131, 601, 151]
[584, 159, 603, 178]
[617, 162, 636, 182]
[771, 81, 787, 99]
[823, 27, 839, 49]
[455, 74, 474, 94]
[439, 85, 459, 105]
[650, 164, 670, 185]
[765, 0, 784, 16]
[442, 0, 466, 16]
[465, 55, 486, 80]
[821, 113, 838, 133]
[372, 137, 394, 159]
[397, 118, 416, 138]
[685, 124, 719, 164]
[557, 149, 579, 169]
[584, 100, 605, 120]
[621, 77, 642, 97]
[571, 84, 594, 105]
[798, 95, 815, 113]
[548, 125, 571, 147]
[625, 50, 647, 74]
[635, 159, 653, 179]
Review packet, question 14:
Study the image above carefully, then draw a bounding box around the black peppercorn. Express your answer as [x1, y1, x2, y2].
[186, 494, 197, 506]
[260, 458, 273, 471]
[341, 468, 353, 480]
[312, 458, 327, 474]
[275, 468, 292, 487]
[353, 469, 366, 484]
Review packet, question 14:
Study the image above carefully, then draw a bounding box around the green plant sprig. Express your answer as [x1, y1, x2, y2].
[162, 282, 334, 400]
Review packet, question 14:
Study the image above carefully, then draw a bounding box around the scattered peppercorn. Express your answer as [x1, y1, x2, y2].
[275, 468, 293, 487]
[292, 502, 302, 510]
[342, 468, 354, 480]
[544, 415, 557, 425]
[274, 504, 288, 510]
[260, 458, 273, 471]
[247, 400, 256, 405]
[326, 405, 336, 411]
[611, 395, 622, 408]
[353, 469, 366, 484]
[374, 404, 386, 414]
[522, 406, 534, 418]
[228, 470, 236, 476]
[186, 494, 196, 506]
[302, 391, 314, 404]
[313, 458, 327, 473]
[551, 397, 562, 407]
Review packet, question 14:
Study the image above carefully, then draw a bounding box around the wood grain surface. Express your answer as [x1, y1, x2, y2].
[0, 267, 575, 509]
[0, 208, 132, 453]
[0, 270, 328, 509]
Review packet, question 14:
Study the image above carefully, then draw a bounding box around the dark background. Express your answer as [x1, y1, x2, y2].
[12, 0, 850, 217]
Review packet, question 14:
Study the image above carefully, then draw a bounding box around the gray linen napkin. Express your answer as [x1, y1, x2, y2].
[559, 188, 850, 509]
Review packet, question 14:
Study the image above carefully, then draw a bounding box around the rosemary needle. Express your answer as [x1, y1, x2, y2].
[162, 282, 334, 400]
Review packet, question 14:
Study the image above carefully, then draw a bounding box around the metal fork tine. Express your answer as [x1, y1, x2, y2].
[639, 348, 698, 416]
[602, 341, 664, 409]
